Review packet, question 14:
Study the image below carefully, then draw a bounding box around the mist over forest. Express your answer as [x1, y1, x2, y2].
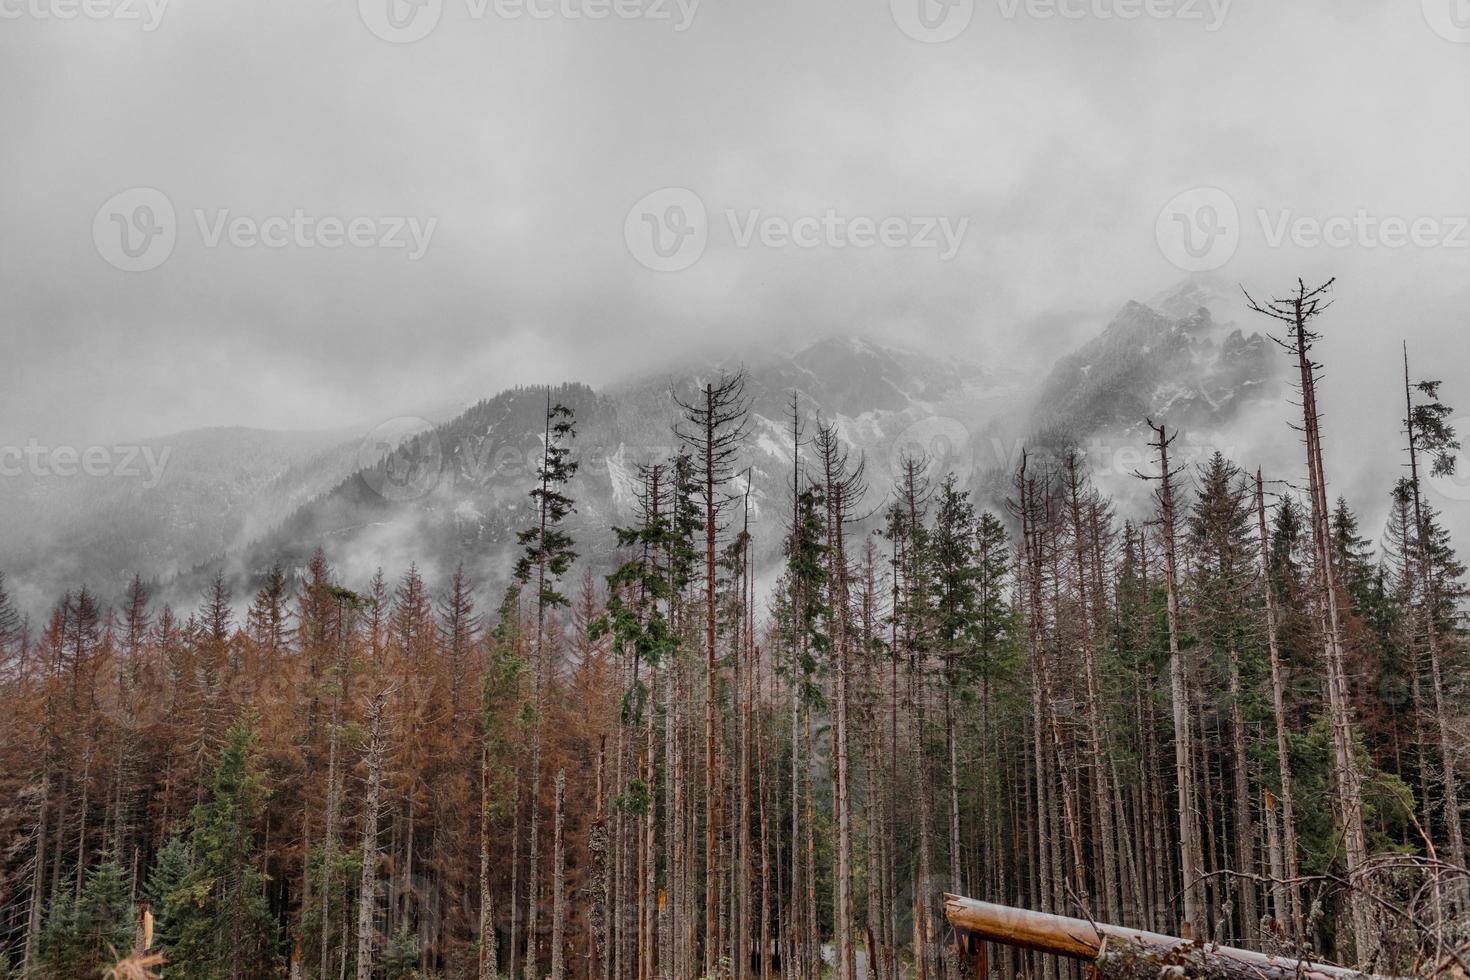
[3, 2, 1469, 979]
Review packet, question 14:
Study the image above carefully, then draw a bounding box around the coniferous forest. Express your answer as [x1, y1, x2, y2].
[3, 279, 1468, 979]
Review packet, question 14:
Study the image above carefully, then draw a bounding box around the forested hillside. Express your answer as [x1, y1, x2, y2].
[1, 279, 1466, 979]
[0, 281, 1285, 620]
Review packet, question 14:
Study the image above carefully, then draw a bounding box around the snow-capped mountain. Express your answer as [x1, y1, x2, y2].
[0, 279, 1284, 612]
[219, 337, 1019, 603]
[1026, 300, 1279, 446]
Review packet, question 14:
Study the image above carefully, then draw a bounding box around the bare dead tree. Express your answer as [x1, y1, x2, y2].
[675, 370, 750, 975]
[357, 683, 395, 980]
[1246, 278, 1374, 963]
[1137, 421, 1206, 939]
[814, 420, 869, 980]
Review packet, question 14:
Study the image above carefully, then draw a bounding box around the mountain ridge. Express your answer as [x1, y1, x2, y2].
[0, 280, 1283, 614]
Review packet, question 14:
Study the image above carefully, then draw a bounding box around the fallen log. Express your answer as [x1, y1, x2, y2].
[943, 894, 1390, 980]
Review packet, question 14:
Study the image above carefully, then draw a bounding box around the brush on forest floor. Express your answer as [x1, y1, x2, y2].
[104, 951, 165, 980]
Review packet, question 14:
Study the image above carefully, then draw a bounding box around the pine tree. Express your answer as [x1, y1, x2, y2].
[167, 722, 280, 980]
[6, 305, 1470, 980]
[439, 563, 482, 719]
[813, 421, 864, 980]
[122, 573, 152, 668]
[1400, 348, 1467, 877]
[514, 392, 579, 980]
[929, 473, 978, 902]
[1249, 279, 1374, 961]
[143, 835, 190, 956]
[591, 456, 683, 980]
[1060, 451, 1121, 924]
[480, 606, 527, 980]
[247, 564, 292, 656]
[674, 371, 748, 974]
[33, 884, 80, 979]
[1186, 452, 1260, 943]
[75, 857, 135, 967]
[0, 570, 24, 675]
[1139, 422, 1205, 938]
[1256, 470, 1304, 936]
[382, 925, 421, 980]
[33, 857, 134, 979]
[779, 471, 828, 980]
[358, 683, 394, 980]
[390, 563, 435, 668]
[200, 571, 234, 649]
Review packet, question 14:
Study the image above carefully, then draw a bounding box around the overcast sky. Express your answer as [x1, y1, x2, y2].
[1, 0, 1468, 461]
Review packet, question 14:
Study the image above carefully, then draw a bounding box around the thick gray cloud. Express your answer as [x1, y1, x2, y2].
[1, 0, 1467, 497]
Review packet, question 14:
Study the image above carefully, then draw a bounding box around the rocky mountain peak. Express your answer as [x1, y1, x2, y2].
[0, 285, 1283, 612]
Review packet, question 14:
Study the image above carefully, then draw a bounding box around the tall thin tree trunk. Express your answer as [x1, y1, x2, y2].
[321, 626, 348, 980]
[1256, 470, 1302, 934]
[1066, 464, 1119, 924]
[1263, 790, 1288, 935]
[1404, 346, 1468, 880]
[1256, 281, 1374, 962]
[359, 688, 391, 980]
[699, 382, 721, 977]
[22, 781, 48, 970]
[1226, 645, 1258, 944]
[479, 743, 498, 980]
[510, 783, 521, 980]
[1148, 423, 1206, 938]
[757, 642, 772, 980]
[553, 769, 567, 980]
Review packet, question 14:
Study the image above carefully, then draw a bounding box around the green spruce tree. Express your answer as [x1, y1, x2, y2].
[167, 722, 280, 980]
[33, 857, 134, 979]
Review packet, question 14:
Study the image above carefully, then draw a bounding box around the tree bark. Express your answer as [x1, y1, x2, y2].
[359, 688, 391, 980]
[553, 769, 567, 980]
[1149, 423, 1206, 939]
[945, 896, 1383, 980]
[1256, 470, 1303, 935]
